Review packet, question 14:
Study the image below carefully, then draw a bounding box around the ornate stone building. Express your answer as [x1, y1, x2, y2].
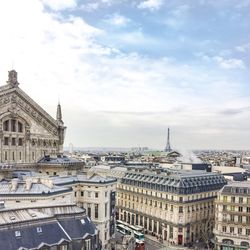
[0, 70, 66, 164]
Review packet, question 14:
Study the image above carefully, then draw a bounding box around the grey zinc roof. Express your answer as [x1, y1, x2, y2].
[0, 222, 71, 250]
[50, 174, 116, 186]
[0, 182, 71, 196]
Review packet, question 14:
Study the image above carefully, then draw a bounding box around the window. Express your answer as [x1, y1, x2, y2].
[238, 228, 242, 235]
[81, 191, 84, 197]
[3, 120, 9, 131]
[4, 151, 7, 161]
[37, 227, 42, 233]
[15, 231, 21, 237]
[18, 122, 23, 133]
[12, 138, 16, 146]
[222, 226, 226, 232]
[179, 197, 183, 202]
[94, 204, 99, 219]
[87, 191, 91, 198]
[223, 205, 227, 211]
[105, 191, 108, 197]
[18, 138, 23, 146]
[11, 119, 16, 132]
[105, 231, 107, 240]
[170, 205, 173, 212]
[230, 227, 234, 233]
[246, 229, 250, 235]
[231, 197, 235, 203]
[19, 152, 21, 160]
[59, 245, 68, 250]
[105, 203, 108, 217]
[12, 152, 15, 161]
[239, 206, 243, 212]
[179, 206, 183, 213]
[223, 196, 228, 202]
[239, 197, 243, 203]
[85, 239, 91, 250]
[238, 215, 242, 223]
[95, 192, 98, 198]
[4, 137, 9, 146]
[230, 215, 234, 222]
[87, 204, 91, 218]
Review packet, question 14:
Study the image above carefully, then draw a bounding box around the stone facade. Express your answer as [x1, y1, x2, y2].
[214, 181, 250, 250]
[0, 70, 66, 164]
[117, 171, 227, 246]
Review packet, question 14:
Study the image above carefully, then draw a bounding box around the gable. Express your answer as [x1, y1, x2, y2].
[0, 85, 59, 137]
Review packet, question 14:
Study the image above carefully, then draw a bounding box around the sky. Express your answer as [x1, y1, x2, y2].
[0, 0, 250, 150]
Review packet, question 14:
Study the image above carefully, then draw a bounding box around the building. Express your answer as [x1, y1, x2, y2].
[0, 204, 100, 250]
[214, 181, 250, 250]
[116, 170, 227, 246]
[0, 177, 72, 208]
[0, 70, 66, 164]
[51, 173, 117, 249]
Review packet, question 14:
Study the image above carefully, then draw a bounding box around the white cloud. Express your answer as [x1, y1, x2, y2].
[137, 0, 163, 11]
[80, 2, 100, 12]
[213, 56, 245, 69]
[41, 0, 77, 11]
[104, 13, 131, 27]
[236, 43, 250, 52]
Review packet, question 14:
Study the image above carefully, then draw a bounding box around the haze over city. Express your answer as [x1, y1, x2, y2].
[0, 0, 249, 149]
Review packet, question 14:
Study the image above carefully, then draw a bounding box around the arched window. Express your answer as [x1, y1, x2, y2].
[241, 241, 249, 247]
[222, 239, 234, 245]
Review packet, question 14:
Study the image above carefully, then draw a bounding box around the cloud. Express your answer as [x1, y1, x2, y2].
[213, 56, 245, 69]
[137, 0, 164, 11]
[236, 43, 250, 52]
[41, 0, 77, 11]
[104, 13, 131, 27]
[80, 2, 100, 12]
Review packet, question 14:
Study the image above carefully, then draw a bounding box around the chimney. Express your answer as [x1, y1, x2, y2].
[25, 178, 33, 191]
[10, 179, 19, 191]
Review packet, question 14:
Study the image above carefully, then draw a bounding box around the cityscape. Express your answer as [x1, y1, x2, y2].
[0, 1, 250, 250]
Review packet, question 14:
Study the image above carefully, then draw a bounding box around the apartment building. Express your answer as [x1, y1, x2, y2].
[117, 170, 227, 246]
[214, 181, 250, 250]
[51, 174, 117, 249]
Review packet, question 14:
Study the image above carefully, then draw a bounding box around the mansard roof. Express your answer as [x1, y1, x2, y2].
[0, 204, 97, 250]
[220, 181, 250, 196]
[121, 170, 227, 194]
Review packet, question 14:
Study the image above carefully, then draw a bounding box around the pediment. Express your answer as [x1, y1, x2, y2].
[0, 86, 59, 136]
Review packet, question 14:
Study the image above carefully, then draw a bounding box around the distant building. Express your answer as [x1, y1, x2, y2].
[117, 170, 227, 246]
[214, 181, 250, 250]
[0, 204, 100, 250]
[0, 70, 66, 164]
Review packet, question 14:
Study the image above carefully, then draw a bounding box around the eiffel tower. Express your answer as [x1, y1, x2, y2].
[164, 128, 172, 152]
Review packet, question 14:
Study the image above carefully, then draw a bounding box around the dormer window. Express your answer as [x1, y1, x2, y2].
[36, 227, 42, 233]
[15, 231, 21, 237]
